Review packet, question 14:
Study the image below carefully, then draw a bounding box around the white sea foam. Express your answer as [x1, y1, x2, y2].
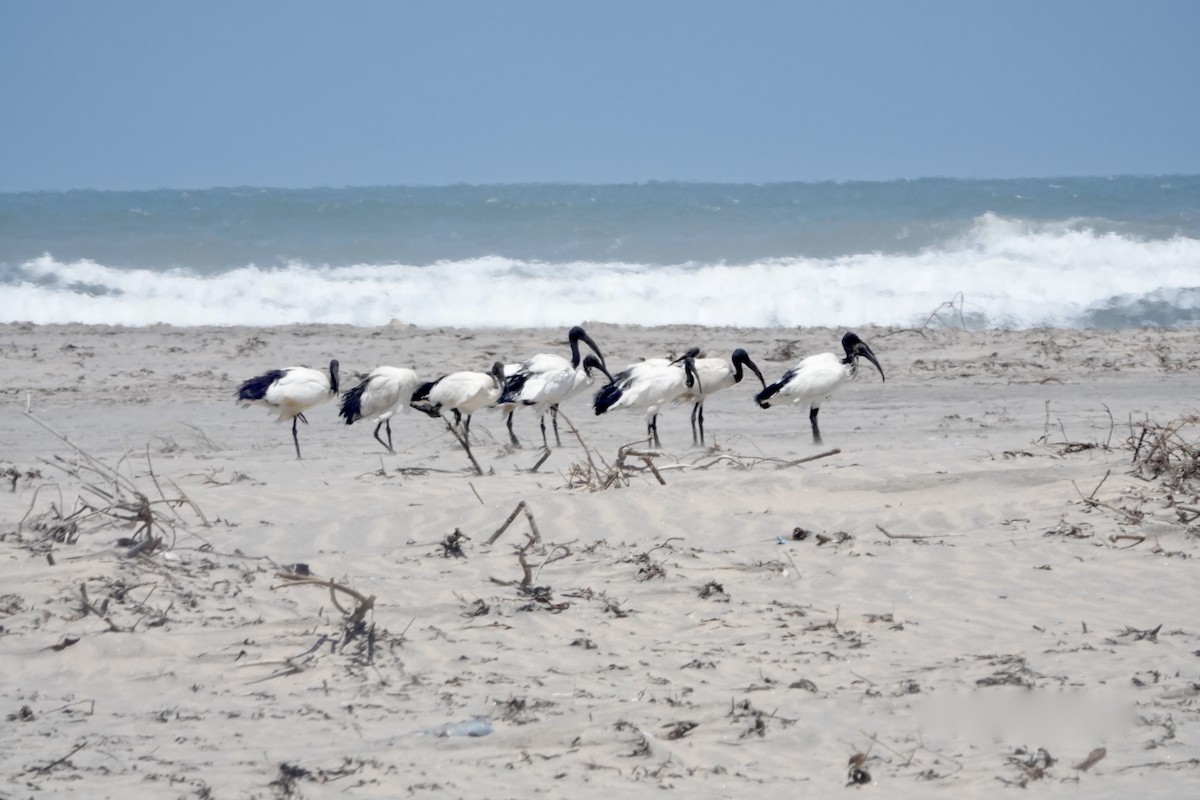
[5, 215, 1199, 329]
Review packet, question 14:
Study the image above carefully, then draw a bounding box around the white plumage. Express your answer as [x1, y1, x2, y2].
[412, 362, 507, 440]
[236, 359, 340, 460]
[675, 348, 766, 445]
[593, 352, 700, 448]
[338, 366, 421, 452]
[497, 326, 608, 448]
[500, 354, 611, 447]
[755, 332, 884, 445]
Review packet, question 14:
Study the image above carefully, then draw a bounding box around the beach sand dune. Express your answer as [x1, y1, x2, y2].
[2, 322, 1199, 797]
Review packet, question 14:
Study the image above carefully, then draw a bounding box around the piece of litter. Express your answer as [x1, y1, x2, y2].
[418, 717, 493, 737]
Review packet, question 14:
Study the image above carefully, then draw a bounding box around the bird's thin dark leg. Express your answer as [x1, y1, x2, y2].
[372, 420, 392, 453]
[506, 410, 521, 448]
[452, 409, 462, 429]
[298, 413, 309, 425]
[690, 403, 700, 445]
[539, 414, 549, 449]
[462, 414, 471, 441]
[809, 406, 823, 446]
[386, 420, 394, 452]
[551, 405, 562, 447]
[291, 417, 303, 460]
[649, 415, 661, 448]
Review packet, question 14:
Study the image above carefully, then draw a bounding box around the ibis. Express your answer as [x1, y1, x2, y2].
[677, 348, 766, 446]
[755, 332, 884, 445]
[337, 366, 421, 453]
[499, 325, 610, 447]
[593, 350, 701, 448]
[411, 361, 507, 440]
[235, 359, 340, 460]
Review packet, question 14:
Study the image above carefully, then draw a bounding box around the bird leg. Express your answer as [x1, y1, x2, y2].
[506, 410, 521, 448]
[539, 414, 549, 449]
[291, 417, 303, 460]
[648, 415, 661, 448]
[551, 405, 562, 447]
[809, 406, 823, 446]
[372, 420, 394, 453]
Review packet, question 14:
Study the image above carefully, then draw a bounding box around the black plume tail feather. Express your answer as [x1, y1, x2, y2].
[755, 380, 784, 409]
[498, 372, 530, 405]
[411, 379, 439, 403]
[236, 369, 286, 402]
[593, 382, 623, 415]
[339, 381, 367, 424]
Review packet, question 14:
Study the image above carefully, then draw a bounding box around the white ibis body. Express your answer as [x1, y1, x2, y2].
[236, 359, 340, 460]
[412, 362, 506, 439]
[593, 352, 700, 448]
[498, 325, 608, 448]
[338, 366, 421, 453]
[676, 348, 766, 445]
[755, 332, 884, 445]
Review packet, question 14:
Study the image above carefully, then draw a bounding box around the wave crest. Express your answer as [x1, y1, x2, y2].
[5, 215, 1199, 329]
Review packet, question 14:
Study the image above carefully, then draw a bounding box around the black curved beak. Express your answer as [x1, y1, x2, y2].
[856, 343, 885, 382]
[580, 329, 605, 369]
[670, 346, 702, 365]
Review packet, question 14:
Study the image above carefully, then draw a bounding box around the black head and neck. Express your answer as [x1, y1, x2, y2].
[328, 359, 341, 394]
[581, 354, 613, 384]
[489, 361, 507, 387]
[730, 348, 766, 388]
[681, 353, 702, 393]
[568, 325, 605, 370]
[840, 332, 885, 381]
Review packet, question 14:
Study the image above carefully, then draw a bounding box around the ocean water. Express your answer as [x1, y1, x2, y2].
[2, 177, 1198, 330]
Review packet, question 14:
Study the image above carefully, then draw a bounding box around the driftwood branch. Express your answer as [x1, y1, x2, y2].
[271, 572, 376, 627]
[487, 500, 528, 545]
[875, 524, 961, 541]
[775, 448, 841, 469]
[31, 739, 90, 775]
[443, 416, 484, 476]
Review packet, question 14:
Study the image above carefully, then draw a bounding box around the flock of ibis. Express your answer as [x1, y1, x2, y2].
[235, 326, 885, 460]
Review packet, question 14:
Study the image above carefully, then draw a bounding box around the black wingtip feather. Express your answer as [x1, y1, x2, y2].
[411, 378, 440, 403]
[236, 369, 286, 402]
[498, 372, 531, 405]
[755, 370, 794, 409]
[593, 382, 623, 415]
[339, 381, 367, 424]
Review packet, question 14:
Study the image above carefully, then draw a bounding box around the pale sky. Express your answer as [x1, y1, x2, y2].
[2, 0, 1198, 191]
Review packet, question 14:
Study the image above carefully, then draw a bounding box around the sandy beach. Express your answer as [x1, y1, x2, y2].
[2, 321, 1199, 798]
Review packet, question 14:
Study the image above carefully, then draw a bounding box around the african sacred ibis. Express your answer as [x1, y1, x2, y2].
[593, 350, 701, 448]
[236, 359, 340, 460]
[677, 348, 766, 446]
[755, 332, 884, 445]
[337, 366, 421, 453]
[499, 326, 611, 448]
[411, 361, 507, 440]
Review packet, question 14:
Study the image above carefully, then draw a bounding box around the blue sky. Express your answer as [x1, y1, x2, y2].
[2, 0, 1198, 191]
